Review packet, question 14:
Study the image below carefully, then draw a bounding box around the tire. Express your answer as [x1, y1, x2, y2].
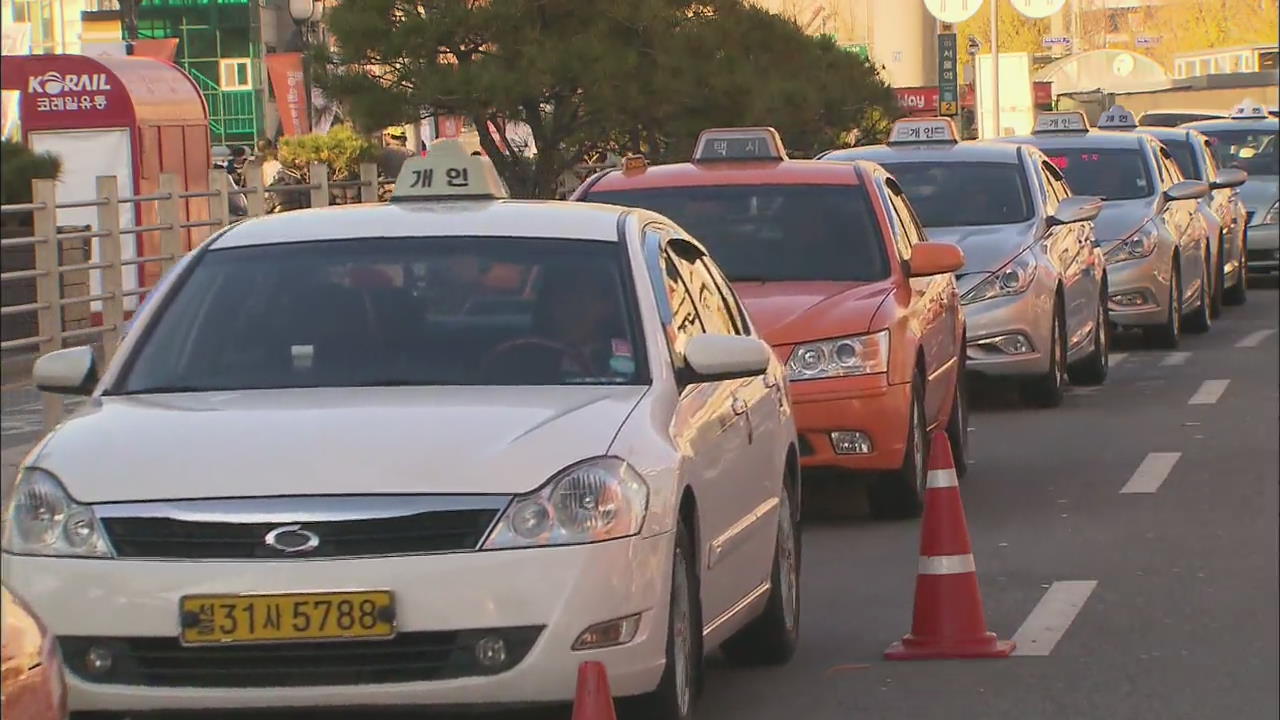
[720, 477, 801, 666]
[1068, 289, 1110, 386]
[868, 371, 927, 520]
[1021, 303, 1066, 408]
[1225, 231, 1248, 306]
[632, 522, 701, 720]
[946, 365, 970, 479]
[1143, 263, 1182, 349]
[1185, 253, 1212, 334]
[1209, 237, 1225, 318]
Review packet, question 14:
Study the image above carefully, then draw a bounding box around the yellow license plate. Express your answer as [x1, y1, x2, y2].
[180, 590, 395, 645]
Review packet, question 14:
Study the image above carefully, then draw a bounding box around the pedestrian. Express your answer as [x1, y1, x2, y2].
[377, 127, 414, 179]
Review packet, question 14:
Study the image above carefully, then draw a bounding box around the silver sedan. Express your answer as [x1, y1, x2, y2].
[821, 137, 1108, 408]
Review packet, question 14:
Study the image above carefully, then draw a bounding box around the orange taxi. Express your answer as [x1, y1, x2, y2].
[575, 125, 967, 517]
[2, 586, 67, 720]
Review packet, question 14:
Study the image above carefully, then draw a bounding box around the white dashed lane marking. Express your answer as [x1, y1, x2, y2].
[1120, 452, 1181, 494]
[1236, 329, 1276, 348]
[1188, 379, 1230, 405]
[1160, 352, 1190, 367]
[1011, 580, 1099, 657]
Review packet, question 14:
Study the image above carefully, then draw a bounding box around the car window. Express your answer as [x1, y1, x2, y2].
[113, 236, 646, 392]
[1041, 147, 1154, 200]
[1161, 139, 1201, 180]
[1200, 128, 1280, 176]
[1038, 162, 1062, 213]
[886, 180, 928, 247]
[666, 239, 738, 337]
[698, 257, 750, 335]
[1200, 140, 1220, 180]
[1159, 148, 1184, 184]
[874, 175, 912, 260]
[586, 184, 889, 282]
[1045, 162, 1073, 203]
[879, 161, 1035, 226]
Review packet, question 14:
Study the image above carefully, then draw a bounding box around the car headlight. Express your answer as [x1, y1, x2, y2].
[2, 469, 112, 558]
[482, 457, 648, 549]
[961, 249, 1038, 305]
[785, 329, 889, 381]
[1261, 200, 1279, 226]
[1104, 222, 1159, 265]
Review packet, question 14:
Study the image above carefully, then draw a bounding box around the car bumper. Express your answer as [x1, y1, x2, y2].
[787, 374, 912, 472]
[961, 289, 1054, 378]
[1105, 252, 1171, 327]
[0, 533, 673, 712]
[1247, 223, 1280, 272]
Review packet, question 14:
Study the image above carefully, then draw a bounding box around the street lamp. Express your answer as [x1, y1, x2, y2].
[288, 0, 320, 133]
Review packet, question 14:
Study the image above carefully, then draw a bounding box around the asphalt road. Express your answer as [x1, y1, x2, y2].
[4, 284, 1276, 720]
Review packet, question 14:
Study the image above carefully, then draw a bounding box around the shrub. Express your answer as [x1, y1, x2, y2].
[277, 125, 377, 181]
[1, 139, 62, 206]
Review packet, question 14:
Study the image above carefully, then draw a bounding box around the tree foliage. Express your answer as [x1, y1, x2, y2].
[1, 139, 61, 206]
[315, 0, 896, 198]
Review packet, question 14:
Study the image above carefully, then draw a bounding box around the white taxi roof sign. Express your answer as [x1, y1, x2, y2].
[887, 117, 958, 145]
[1230, 99, 1268, 119]
[1033, 111, 1089, 134]
[692, 127, 786, 162]
[391, 138, 510, 201]
[1096, 104, 1137, 130]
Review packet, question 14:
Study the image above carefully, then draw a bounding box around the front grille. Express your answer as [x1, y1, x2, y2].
[101, 509, 500, 560]
[61, 628, 542, 688]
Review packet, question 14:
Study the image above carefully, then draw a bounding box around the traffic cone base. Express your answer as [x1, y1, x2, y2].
[884, 634, 1015, 660]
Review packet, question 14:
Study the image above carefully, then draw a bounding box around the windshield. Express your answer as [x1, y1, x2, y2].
[1200, 129, 1280, 177]
[1042, 148, 1154, 200]
[879, 162, 1033, 227]
[586, 185, 888, 282]
[1161, 139, 1201, 180]
[112, 237, 645, 393]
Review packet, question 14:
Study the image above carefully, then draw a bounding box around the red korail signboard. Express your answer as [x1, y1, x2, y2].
[10, 55, 134, 131]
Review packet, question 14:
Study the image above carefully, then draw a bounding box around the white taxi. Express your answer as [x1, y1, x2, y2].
[2, 139, 801, 719]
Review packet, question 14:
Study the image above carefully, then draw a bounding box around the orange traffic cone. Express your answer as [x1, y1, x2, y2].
[571, 661, 618, 720]
[884, 431, 1015, 660]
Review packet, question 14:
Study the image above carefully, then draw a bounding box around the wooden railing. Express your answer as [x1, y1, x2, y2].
[0, 161, 379, 430]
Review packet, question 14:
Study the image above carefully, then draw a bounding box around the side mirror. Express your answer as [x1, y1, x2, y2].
[684, 334, 772, 383]
[1210, 168, 1248, 189]
[1048, 195, 1103, 225]
[1164, 179, 1209, 201]
[33, 346, 97, 396]
[907, 242, 965, 277]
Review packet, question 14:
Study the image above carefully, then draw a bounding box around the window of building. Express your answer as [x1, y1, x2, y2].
[219, 58, 253, 90]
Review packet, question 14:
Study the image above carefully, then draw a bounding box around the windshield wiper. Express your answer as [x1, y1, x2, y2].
[108, 384, 223, 396]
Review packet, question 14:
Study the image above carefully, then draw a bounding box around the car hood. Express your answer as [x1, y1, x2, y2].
[1239, 175, 1279, 216]
[732, 281, 894, 346]
[924, 222, 1035, 275]
[33, 386, 647, 503]
[1092, 197, 1155, 242]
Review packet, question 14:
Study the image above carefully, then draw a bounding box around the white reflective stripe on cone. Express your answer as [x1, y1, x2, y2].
[918, 554, 977, 575]
[926, 468, 959, 488]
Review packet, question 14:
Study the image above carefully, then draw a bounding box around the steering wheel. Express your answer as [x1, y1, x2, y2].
[480, 338, 593, 378]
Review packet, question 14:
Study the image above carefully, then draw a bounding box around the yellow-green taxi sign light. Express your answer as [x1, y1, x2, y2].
[391, 138, 510, 201]
[1096, 105, 1137, 130]
[622, 154, 648, 171]
[1033, 111, 1089, 134]
[887, 117, 959, 145]
[1230, 100, 1267, 119]
[692, 127, 786, 162]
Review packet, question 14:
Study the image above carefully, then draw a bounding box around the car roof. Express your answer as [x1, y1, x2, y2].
[1183, 116, 1280, 132]
[584, 159, 861, 194]
[820, 140, 1025, 165]
[998, 129, 1151, 150]
[209, 199, 630, 250]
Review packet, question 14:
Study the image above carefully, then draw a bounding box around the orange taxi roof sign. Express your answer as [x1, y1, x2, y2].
[887, 117, 959, 145]
[692, 127, 786, 162]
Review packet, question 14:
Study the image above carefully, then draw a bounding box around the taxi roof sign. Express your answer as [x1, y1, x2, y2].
[391, 138, 510, 201]
[692, 127, 786, 162]
[887, 117, 959, 145]
[1230, 99, 1268, 119]
[1033, 110, 1089, 134]
[621, 154, 648, 172]
[1096, 104, 1137, 130]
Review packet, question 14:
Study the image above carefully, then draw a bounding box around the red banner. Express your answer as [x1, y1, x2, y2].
[265, 52, 309, 136]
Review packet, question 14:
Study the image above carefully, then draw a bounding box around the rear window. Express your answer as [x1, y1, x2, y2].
[879, 162, 1033, 227]
[1200, 129, 1280, 177]
[1042, 148, 1154, 200]
[586, 185, 889, 282]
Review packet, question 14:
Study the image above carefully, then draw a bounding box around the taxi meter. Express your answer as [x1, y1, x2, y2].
[886, 117, 959, 145]
[391, 138, 510, 200]
[1096, 105, 1137, 130]
[1230, 99, 1268, 120]
[1033, 110, 1089, 134]
[692, 127, 786, 162]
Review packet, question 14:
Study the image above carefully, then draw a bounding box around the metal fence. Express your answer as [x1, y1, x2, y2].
[0, 161, 379, 430]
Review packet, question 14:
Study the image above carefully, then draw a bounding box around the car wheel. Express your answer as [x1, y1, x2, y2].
[868, 371, 927, 520]
[1185, 255, 1212, 334]
[1021, 303, 1066, 408]
[1225, 231, 1248, 306]
[1209, 238, 1225, 318]
[946, 364, 969, 479]
[632, 521, 701, 720]
[1068, 289, 1110, 386]
[720, 477, 801, 666]
[1143, 264, 1181, 349]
